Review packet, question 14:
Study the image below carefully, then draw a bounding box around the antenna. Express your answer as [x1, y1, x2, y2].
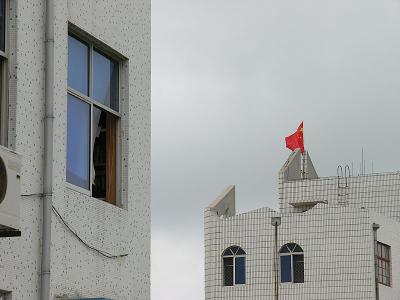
[361, 148, 364, 175]
[351, 160, 354, 176]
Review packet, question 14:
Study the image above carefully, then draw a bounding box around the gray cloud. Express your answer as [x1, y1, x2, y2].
[152, 0, 400, 298]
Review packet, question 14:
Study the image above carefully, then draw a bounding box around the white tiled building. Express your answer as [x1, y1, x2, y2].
[204, 150, 400, 299]
[0, 0, 150, 299]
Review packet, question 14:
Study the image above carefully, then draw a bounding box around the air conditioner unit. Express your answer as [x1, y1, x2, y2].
[0, 145, 21, 237]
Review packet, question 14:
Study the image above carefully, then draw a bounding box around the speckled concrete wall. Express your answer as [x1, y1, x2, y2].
[0, 0, 150, 299]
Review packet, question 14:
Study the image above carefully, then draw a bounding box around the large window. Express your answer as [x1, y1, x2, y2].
[222, 246, 246, 286]
[67, 33, 120, 205]
[0, 0, 7, 147]
[377, 242, 391, 287]
[280, 243, 304, 283]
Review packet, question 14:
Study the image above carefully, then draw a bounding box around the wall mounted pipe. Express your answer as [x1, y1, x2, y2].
[40, 0, 54, 298]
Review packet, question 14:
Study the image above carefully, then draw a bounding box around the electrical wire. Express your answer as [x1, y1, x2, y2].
[51, 205, 128, 259]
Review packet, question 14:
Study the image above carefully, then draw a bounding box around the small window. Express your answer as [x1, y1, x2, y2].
[280, 243, 304, 283]
[222, 246, 246, 286]
[0, 0, 7, 147]
[377, 242, 391, 287]
[67, 33, 120, 206]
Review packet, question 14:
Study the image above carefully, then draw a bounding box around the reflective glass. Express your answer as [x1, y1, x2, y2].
[66, 95, 90, 189]
[235, 257, 246, 284]
[280, 255, 292, 283]
[0, 0, 4, 52]
[68, 35, 89, 95]
[93, 49, 119, 111]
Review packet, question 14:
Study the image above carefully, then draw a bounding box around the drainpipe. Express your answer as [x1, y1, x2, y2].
[41, 0, 54, 298]
[372, 223, 380, 300]
[271, 217, 281, 300]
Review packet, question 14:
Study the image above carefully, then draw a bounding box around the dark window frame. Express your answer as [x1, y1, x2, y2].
[279, 243, 304, 284]
[377, 242, 391, 287]
[222, 246, 246, 286]
[67, 31, 121, 206]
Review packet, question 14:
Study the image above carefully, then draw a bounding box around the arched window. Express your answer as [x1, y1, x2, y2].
[279, 243, 304, 283]
[222, 246, 246, 286]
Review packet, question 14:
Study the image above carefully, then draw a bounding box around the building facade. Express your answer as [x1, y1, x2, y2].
[205, 150, 400, 299]
[0, 0, 150, 299]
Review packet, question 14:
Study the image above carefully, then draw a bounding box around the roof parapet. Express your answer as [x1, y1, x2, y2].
[208, 185, 235, 218]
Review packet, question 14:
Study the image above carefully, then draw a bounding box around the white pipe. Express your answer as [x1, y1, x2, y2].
[41, 0, 54, 298]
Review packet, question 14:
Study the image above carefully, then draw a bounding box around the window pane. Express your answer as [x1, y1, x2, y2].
[67, 94, 90, 189]
[68, 35, 89, 95]
[280, 255, 292, 283]
[280, 245, 290, 254]
[230, 246, 239, 255]
[293, 254, 304, 283]
[236, 248, 246, 255]
[235, 257, 246, 284]
[92, 107, 117, 204]
[293, 244, 303, 253]
[0, 59, 5, 147]
[0, 0, 4, 52]
[93, 49, 119, 111]
[222, 248, 234, 256]
[223, 257, 234, 286]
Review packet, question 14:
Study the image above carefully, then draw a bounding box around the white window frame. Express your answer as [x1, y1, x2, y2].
[66, 31, 122, 206]
[222, 246, 246, 287]
[279, 243, 304, 284]
[0, 0, 8, 147]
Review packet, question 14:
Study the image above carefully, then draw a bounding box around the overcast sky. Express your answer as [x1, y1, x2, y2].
[151, 1, 400, 299]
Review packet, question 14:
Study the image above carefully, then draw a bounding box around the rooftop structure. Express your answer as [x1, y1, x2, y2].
[204, 150, 400, 299]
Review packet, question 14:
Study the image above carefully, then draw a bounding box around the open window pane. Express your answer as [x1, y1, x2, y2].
[93, 49, 119, 111]
[92, 107, 117, 204]
[68, 35, 89, 95]
[280, 255, 292, 283]
[0, 0, 4, 52]
[293, 254, 304, 283]
[67, 94, 90, 189]
[235, 257, 246, 284]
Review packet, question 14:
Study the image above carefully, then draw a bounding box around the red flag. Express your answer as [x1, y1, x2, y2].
[285, 122, 304, 153]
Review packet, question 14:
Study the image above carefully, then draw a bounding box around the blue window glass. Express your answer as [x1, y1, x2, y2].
[235, 256, 246, 284]
[68, 35, 89, 95]
[66, 94, 90, 190]
[93, 49, 119, 111]
[280, 255, 292, 283]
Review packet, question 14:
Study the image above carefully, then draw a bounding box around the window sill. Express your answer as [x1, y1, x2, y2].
[64, 182, 126, 211]
[223, 284, 246, 288]
[65, 182, 91, 196]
